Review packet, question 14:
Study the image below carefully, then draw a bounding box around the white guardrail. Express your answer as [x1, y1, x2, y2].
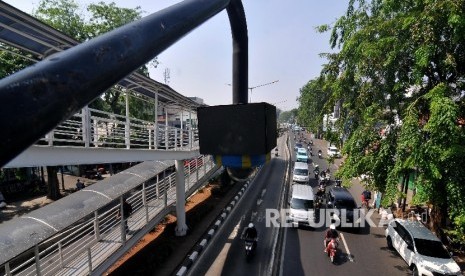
[41, 107, 199, 150]
[3, 156, 216, 276]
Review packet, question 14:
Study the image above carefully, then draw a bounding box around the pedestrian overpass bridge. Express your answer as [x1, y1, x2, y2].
[0, 0, 250, 274]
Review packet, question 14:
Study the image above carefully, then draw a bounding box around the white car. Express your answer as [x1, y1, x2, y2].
[327, 146, 341, 158]
[296, 148, 308, 163]
[385, 219, 461, 276]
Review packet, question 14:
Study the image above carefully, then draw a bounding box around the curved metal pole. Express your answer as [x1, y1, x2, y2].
[227, 0, 248, 104]
[0, 0, 230, 167]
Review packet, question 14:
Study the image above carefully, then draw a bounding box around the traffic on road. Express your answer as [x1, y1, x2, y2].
[187, 129, 463, 276]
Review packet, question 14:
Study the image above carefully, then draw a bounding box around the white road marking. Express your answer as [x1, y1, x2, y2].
[251, 211, 258, 221]
[339, 233, 354, 262]
[205, 243, 231, 276]
[228, 221, 241, 239]
[206, 221, 241, 276]
[268, 227, 279, 275]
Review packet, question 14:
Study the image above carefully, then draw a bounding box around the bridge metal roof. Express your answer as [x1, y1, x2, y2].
[0, 160, 174, 265]
[0, 1, 203, 110]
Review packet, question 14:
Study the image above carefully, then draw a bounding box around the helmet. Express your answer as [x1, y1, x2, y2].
[248, 223, 254, 228]
[330, 224, 336, 230]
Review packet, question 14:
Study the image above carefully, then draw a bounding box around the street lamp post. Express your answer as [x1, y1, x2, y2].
[248, 80, 279, 102]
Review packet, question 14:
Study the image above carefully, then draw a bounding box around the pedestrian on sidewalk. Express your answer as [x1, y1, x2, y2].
[75, 179, 85, 190]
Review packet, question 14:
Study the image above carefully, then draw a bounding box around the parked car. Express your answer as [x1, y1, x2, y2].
[327, 146, 341, 158]
[385, 219, 461, 276]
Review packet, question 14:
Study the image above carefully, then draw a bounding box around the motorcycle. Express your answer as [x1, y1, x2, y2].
[318, 151, 322, 159]
[244, 238, 257, 261]
[326, 238, 339, 263]
[325, 173, 331, 183]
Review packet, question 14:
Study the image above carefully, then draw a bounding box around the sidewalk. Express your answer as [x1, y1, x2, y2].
[0, 173, 101, 223]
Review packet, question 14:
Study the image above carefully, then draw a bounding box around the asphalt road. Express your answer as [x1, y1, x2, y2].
[281, 131, 411, 276]
[188, 131, 412, 276]
[188, 134, 289, 276]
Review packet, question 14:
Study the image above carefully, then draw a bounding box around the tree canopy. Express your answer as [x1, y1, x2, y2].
[298, 0, 465, 242]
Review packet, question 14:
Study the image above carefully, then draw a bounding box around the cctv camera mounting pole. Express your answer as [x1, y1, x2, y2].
[227, 0, 248, 104]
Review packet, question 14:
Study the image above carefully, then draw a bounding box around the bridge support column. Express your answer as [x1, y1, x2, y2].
[175, 160, 188, 236]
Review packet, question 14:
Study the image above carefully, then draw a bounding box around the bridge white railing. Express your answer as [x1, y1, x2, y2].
[41, 107, 198, 151]
[3, 156, 216, 276]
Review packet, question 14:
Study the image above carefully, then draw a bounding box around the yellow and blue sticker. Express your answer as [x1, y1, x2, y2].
[213, 153, 271, 168]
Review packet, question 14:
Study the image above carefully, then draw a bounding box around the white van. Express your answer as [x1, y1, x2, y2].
[289, 184, 315, 227]
[292, 162, 309, 183]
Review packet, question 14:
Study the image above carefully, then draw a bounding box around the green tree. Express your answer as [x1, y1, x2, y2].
[34, 0, 158, 116]
[297, 77, 333, 134]
[278, 109, 297, 123]
[317, 0, 465, 240]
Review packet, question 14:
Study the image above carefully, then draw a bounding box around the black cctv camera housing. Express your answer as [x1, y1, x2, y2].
[197, 103, 277, 156]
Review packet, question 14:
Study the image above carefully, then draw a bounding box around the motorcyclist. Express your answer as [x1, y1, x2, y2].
[361, 189, 372, 207]
[244, 223, 258, 250]
[313, 165, 320, 178]
[319, 171, 326, 183]
[316, 183, 326, 198]
[324, 224, 339, 253]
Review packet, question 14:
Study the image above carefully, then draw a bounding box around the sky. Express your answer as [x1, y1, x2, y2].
[4, 0, 349, 111]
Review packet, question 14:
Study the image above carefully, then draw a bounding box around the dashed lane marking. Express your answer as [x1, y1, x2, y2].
[340, 233, 354, 262]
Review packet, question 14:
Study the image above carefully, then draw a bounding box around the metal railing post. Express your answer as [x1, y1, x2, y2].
[58, 242, 64, 268]
[142, 182, 149, 223]
[196, 158, 199, 182]
[34, 244, 42, 276]
[174, 128, 178, 150]
[148, 127, 152, 149]
[165, 108, 169, 150]
[93, 119, 99, 147]
[82, 106, 90, 147]
[189, 111, 193, 149]
[203, 156, 207, 176]
[119, 196, 126, 243]
[125, 92, 130, 149]
[45, 131, 54, 146]
[5, 263, 11, 276]
[180, 109, 184, 148]
[164, 188, 168, 207]
[154, 93, 159, 149]
[163, 170, 167, 206]
[156, 174, 160, 198]
[94, 211, 100, 241]
[87, 248, 92, 273]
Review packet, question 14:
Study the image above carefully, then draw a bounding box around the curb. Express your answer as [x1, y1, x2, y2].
[175, 167, 261, 276]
